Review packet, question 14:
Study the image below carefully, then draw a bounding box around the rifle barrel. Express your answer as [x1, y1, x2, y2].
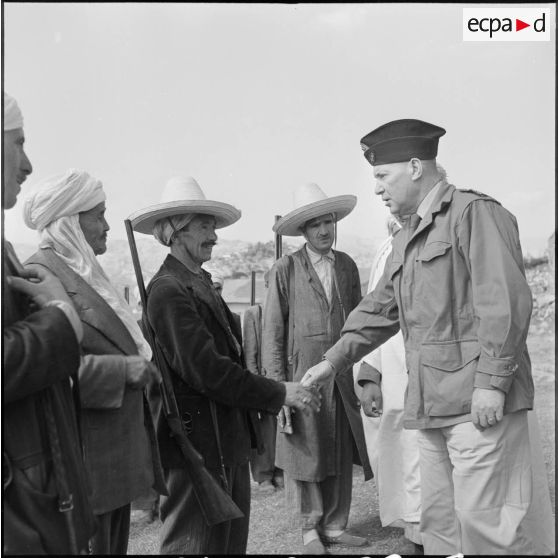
[250, 271, 256, 306]
[274, 215, 282, 260]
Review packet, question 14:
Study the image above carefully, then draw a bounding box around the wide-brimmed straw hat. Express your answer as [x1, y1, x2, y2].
[273, 183, 356, 237]
[129, 176, 241, 235]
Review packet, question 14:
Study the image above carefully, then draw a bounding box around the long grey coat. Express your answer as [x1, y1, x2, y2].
[27, 248, 166, 514]
[262, 246, 372, 482]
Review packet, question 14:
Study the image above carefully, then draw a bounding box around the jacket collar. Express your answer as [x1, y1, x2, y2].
[412, 180, 455, 239]
[29, 248, 138, 355]
[160, 255, 242, 356]
[305, 243, 335, 265]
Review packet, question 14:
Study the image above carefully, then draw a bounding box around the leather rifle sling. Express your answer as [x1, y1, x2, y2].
[41, 391, 79, 554]
[209, 400, 230, 494]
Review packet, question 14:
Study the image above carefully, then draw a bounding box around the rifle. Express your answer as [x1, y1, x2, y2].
[124, 219, 244, 526]
[274, 214, 282, 260]
[250, 270, 256, 306]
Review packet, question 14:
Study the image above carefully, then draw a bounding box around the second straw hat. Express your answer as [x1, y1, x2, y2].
[273, 183, 356, 237]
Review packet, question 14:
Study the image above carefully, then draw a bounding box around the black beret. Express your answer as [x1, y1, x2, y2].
[360, 119, 446, 166]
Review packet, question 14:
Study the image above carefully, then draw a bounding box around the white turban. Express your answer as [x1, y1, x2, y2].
[23, 169, 105, 231]
[23, 168, 152, 361]
[153, 213, 196, 246]
[3, 92, 24, 131]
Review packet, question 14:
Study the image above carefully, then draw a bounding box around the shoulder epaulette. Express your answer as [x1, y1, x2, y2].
[458, 188, 495, 200]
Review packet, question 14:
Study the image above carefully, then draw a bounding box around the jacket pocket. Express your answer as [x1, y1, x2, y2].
[416, 241, 451, 262]
[175, 394, 214, 444]
[420, 339, 480, 417]
[5, 466, 78, 554]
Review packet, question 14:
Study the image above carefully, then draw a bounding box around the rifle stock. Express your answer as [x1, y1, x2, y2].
[124, 219, 243, 526]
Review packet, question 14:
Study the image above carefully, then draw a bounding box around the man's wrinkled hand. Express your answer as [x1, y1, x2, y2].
[8, 265, 72, 307]
[360, 381, 383, 418]
[471, 387, 505, 431]
[283, 382, 321, 414]
[300, 360, 335, 388]
[125, 357, 161, 390]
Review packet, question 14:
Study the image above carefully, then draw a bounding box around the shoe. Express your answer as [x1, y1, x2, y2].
[302, 538, 326, 554]
[322, 531, 369, 547]
[258, 480, 276, 494]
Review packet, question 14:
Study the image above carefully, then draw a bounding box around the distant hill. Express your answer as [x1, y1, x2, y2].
[11, 230, 550, 307]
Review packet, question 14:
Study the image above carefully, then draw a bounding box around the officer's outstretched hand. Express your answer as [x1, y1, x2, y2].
[360, 381, 383, 418]
[300, 360, 335, 388]
[283, 382, 321, 414]
[471, 387, 505, 431]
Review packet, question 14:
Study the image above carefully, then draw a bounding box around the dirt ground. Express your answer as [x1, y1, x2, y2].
[128, 322, 555, 555]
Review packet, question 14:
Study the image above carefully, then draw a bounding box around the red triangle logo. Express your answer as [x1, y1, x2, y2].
[516, 19, 530, 31]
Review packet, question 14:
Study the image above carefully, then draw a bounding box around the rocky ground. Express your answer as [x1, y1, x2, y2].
[128, 262, 555, 555]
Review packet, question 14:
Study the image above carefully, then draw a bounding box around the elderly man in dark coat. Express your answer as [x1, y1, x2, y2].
[2, 93, 95, 554]
[129, 176, 321, 555]
[262, 183, 372, 554]
[24, 169, 165, 555]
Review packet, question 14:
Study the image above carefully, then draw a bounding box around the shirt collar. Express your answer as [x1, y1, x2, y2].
[305, 243, 335, 264]
[416, 179, 444, 219]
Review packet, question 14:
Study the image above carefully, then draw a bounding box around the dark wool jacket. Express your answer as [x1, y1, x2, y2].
[3, 242, 95, 554]
[145, 254, 286, 470]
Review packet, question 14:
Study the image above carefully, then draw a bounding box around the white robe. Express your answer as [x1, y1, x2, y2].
[353, 236, 421, 541]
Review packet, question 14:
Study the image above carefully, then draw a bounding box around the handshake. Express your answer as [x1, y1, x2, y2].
[278, 359, 338, 435]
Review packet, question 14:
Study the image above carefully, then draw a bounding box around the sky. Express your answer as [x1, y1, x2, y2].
[2, 3, 556, 256]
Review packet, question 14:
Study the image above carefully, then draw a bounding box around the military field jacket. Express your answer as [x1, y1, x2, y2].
[326, 182, 535, 429]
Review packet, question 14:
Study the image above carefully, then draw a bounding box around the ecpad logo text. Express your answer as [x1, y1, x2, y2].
[463, 8, 551, 41]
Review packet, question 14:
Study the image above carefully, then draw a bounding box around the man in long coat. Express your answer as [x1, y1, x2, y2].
[353, 215, 422, 548]
[24, 169, 166, 554]
[128, 176, 321, 555]
[262, 183, 372, 554]
[3, 94, 96, 554]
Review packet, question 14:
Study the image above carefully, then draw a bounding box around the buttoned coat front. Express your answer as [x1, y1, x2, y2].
[262, 247, 372, 482]
[27, 248, 166, 515]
